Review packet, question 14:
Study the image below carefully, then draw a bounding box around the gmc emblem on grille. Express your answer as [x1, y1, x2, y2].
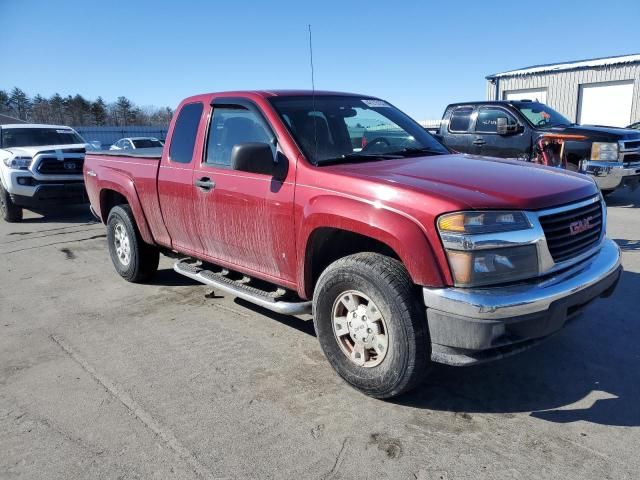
[63, 162, 77, 170]
[569, 216, 595, 235]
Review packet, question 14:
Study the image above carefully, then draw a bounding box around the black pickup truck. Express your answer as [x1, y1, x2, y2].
[436, 100, 640, 194]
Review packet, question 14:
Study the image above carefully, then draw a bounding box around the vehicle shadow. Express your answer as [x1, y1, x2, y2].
[604, 188, 640, 208]
[148, 268, 202, 287]
[394, 269, 640, 427]
[20, 204, 97, 224]
[234, 298, 317, 337]
[614, 238, 640, 252]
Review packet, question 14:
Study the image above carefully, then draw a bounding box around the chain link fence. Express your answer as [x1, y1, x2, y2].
[74, 126, 168, 150]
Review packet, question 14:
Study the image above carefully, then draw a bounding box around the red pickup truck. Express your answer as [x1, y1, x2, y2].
[84, 90, 622, 398]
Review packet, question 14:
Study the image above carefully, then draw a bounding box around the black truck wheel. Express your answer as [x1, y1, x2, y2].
[313, 252, 430, 398]
[0, 183, 23, 222]
[107, 205, 159, 282]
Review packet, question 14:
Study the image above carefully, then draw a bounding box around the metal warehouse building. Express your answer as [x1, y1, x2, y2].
[486, 53, 640, 128]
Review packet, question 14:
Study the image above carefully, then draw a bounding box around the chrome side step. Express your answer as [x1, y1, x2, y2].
[174, 260, 312, 315]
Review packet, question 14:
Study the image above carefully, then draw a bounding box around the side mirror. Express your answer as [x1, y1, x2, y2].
[496, 117, 521, 135]
[230, 142, 288, 180]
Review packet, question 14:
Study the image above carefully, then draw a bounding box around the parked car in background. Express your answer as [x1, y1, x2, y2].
[0, 124, 88, 222]
[437, 100, 640, 195]
[84, 90, 621, 399]
[109, 137, 164, 150]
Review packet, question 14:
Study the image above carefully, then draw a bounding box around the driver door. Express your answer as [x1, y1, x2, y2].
[192, 100, 296, 283]
[472, 107, 530, 159]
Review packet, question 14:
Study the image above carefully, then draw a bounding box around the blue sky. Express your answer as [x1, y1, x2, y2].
[3, 0, 639, 120]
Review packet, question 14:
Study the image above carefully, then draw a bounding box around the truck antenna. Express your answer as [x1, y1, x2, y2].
[308, 24, 315, 93]
[308, 24, 318, 163]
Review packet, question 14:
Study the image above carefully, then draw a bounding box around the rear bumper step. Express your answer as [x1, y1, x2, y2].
[174, 260, 312, 315]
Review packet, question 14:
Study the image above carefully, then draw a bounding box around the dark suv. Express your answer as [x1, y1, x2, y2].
[437, 100, 640, 194]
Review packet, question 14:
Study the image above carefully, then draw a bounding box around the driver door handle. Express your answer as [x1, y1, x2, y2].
[472, 138, 486, 146]
[194, 177, 215, 191]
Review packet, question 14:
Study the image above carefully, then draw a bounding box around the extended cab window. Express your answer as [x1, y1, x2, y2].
[475, 108, 517, 133]
[449, 107, 473, 132]
[206, 106, 272, 167]
[169, 102, 203, 163]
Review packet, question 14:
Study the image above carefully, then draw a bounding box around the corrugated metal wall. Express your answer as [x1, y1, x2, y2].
[486, 63, 640, 123]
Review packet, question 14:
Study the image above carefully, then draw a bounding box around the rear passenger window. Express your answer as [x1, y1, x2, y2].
[449, 107, 473, 132]
[476, 108, 517, 133]
[206, 106, 272, 167]
[169, 102, 203, 163]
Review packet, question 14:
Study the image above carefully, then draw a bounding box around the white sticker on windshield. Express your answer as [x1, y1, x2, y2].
[361, 99, 390, 108]
[56, 129, 73, 134]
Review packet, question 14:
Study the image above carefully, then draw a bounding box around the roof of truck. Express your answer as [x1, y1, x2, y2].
[181, 90, 378, 104]
[445, 100, 540, 108]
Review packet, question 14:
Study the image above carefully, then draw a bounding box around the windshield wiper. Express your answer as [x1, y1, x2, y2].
[386, 147, 446, 157]
[316, 153, 403, 166]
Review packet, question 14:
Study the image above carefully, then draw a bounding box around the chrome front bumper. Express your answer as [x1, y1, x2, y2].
[423, 239, 622, 365]
[582, 160, 640, 191]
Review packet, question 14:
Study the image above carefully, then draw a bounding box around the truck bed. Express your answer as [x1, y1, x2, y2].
[84, 148, 170, 247]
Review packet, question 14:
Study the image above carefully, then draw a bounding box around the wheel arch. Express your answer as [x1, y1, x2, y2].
[298, 196, 445, 299]
[97, 176, 154, 244]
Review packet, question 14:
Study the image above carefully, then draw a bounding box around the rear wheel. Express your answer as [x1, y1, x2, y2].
[0, 183, 23, 222]
[313, 252, 431, 398]
[107, 205, 159, 282]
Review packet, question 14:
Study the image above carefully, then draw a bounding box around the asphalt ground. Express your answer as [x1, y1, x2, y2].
[1, 188, 639, 479]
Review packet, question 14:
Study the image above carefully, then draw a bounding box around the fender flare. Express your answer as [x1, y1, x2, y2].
[297, 194, 445, 297]
[97, 169, 154, 245]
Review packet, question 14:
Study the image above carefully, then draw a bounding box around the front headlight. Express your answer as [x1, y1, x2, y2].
[590, 142, 619, 161]
[3, 156, 32, 169]
[438, 211, 531, 234]
[437, 210, 539, 287]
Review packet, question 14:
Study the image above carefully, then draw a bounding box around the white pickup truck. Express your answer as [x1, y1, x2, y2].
[0, 124, 88, 222]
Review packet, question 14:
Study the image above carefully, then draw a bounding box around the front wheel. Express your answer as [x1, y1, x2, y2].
[313, 253, 431, 398]
[0, 183, 23, 222]
[107, 205, 159, 282]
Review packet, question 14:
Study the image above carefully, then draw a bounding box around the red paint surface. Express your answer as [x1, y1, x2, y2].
[84, 90, 599, 297]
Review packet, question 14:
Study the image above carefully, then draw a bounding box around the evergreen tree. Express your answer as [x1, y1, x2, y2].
[91, 97, 108, 125]
[0, 90, 9, 114]
[114, 96, 134, 126]
[8, 87, 31, 120]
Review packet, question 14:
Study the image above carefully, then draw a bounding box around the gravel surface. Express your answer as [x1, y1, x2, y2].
[1, 189, 639, 480]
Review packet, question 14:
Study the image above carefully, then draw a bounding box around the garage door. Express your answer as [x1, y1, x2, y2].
[504, 89, 547, 103]
[578, 80, 634, 127]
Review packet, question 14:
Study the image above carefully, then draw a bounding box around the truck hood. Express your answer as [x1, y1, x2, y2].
[325, 154, 599, 211]
[544, 124, 640, 142]
[1, 143, 87, 157]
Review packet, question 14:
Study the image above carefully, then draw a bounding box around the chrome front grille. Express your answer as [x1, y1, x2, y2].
[619, 139, 640, 163]
[539, 199, 603, 263]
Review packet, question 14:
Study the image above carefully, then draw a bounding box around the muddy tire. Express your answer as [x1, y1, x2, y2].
[107, 205, 159, 282]
[312, 252, 430, 399]
[0, 183, 23, 223]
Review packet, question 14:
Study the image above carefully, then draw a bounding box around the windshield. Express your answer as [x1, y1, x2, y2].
[269, 95, 449, 165]
[514, 102, 571, 128]
[132, 138, 163, 148]
[1, 127, 85, 148]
